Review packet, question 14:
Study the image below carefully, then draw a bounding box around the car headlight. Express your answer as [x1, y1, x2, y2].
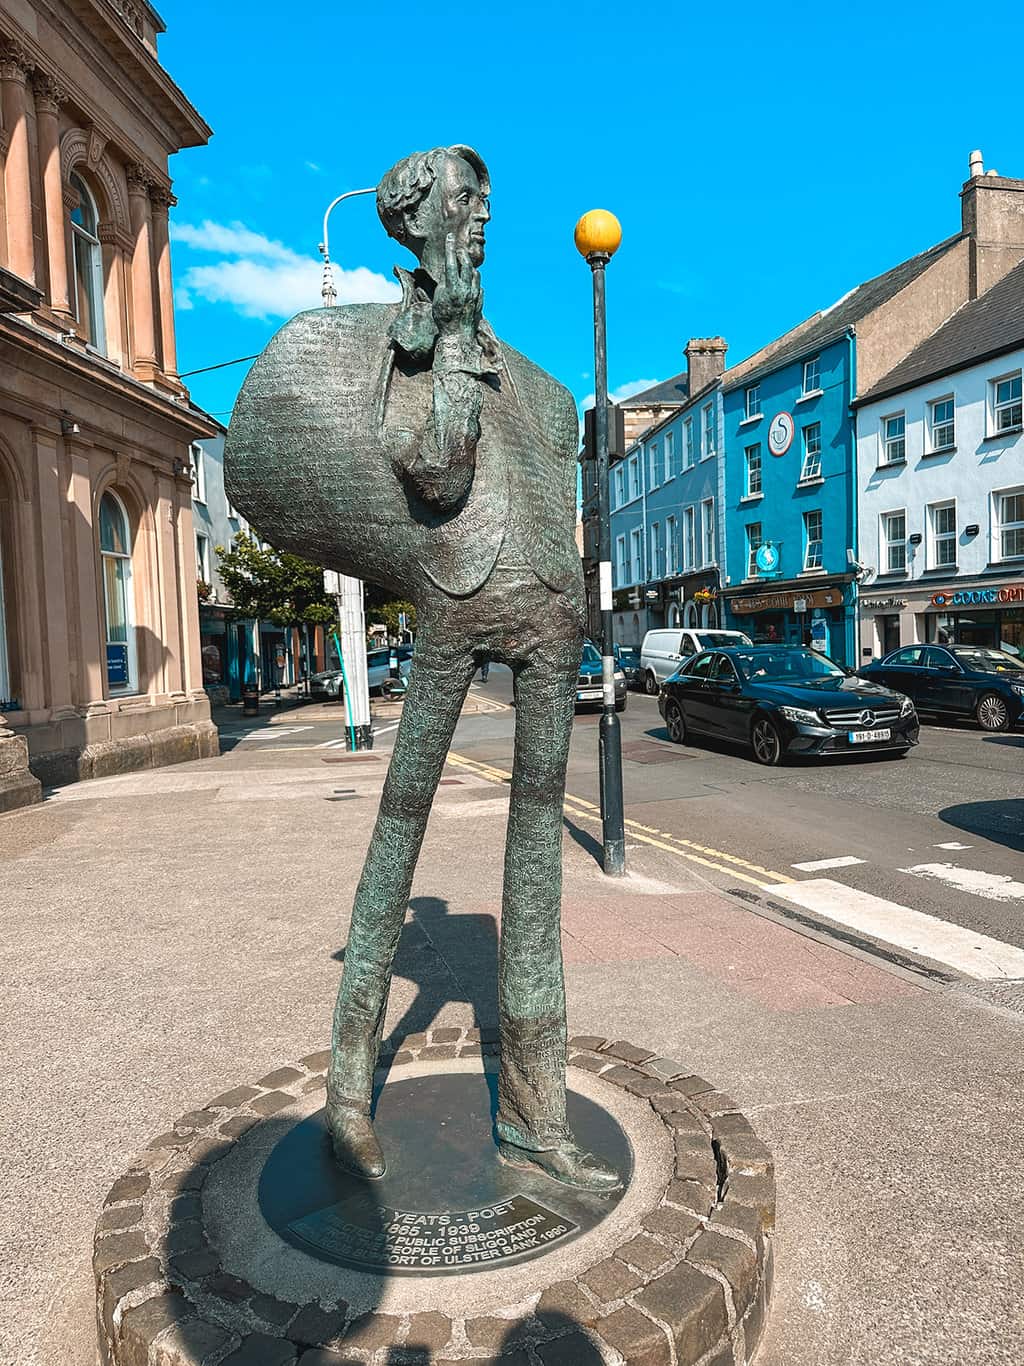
[1011, 683, 1024, 697]
[778, 705, 822, 726]
[899, 695, 916, 716]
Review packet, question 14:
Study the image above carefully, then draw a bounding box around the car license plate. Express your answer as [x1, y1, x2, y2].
[577, 689, 602, 701]
[848, 727, 891, 744]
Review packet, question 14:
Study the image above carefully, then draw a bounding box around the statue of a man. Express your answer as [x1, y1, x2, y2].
[226, 146, 617, 1193]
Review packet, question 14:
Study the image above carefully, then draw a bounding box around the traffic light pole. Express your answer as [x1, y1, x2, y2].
[588, 252, 626, 876]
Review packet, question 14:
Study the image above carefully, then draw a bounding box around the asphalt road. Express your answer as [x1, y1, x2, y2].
[217, 667, 1024, 969]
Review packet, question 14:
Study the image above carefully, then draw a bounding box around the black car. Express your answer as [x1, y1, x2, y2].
[658, 645, 919, 766]
[859, 644, 1024, 732]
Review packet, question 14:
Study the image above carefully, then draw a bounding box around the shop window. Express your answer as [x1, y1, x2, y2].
[882, 413, 906, 465]
[928, 500, 957, 569]
[928, 397, 955, 452]
[995, 488, 1024, 561]
[991, 371, 1022, 434]
[69, 173, 106, 356]
[800, 423, 822, 481]
[745, 443, 762, 496]
[746, 522, 762, 578]
[803, 509, 823, 570]
[881, 510, 907, 573]
[99, 491, 136, 693]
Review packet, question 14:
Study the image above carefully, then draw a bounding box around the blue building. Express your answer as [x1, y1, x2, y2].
[720, 334, 857, 663]
[606, 339, 728, 645]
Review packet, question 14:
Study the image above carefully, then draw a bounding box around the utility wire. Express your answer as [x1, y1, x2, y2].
[180, 354, 260, 378]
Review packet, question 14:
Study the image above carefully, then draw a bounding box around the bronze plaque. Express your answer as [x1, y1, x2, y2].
[289, 1193, 576, 1272]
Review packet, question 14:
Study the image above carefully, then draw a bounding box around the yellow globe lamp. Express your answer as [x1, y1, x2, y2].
[574, 209, 622, 261]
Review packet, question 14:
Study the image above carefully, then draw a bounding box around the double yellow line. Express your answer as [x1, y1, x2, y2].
[446, 751, 794, 889]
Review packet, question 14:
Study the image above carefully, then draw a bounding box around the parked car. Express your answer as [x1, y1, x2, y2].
[659, 645, 919, 766]
[309, 647, 407, 701]
[613, 644, 642, 689]
[859, 644, 1024, 732]
[576, 640, 627, 712]
[389, 643, 414, 678]
[640, 627, 753, 695]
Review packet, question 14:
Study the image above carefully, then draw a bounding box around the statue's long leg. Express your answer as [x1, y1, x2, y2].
[495, 652, 577, 1151]
[327, 629, 476, 1168]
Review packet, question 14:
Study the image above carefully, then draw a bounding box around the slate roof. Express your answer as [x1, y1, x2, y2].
[620, 373, 689, 406]
[854, 255, 1024, 406]
[720, 232, 964, 392]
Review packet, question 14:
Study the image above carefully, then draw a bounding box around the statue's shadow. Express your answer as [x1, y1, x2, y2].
[332, 895, 498, 1052]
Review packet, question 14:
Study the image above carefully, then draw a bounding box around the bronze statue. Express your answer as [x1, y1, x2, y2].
[226, 146, 618, 1193]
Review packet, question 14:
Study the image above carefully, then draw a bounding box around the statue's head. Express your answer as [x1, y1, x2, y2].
[377, 145, 490, 282]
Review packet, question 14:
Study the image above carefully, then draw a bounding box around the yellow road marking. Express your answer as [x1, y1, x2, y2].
[448, 751, 793, 888]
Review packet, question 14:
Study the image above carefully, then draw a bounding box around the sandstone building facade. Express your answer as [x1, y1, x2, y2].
[0, 0, 218, 809]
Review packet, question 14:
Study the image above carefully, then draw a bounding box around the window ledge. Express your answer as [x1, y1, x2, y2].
[796, 476, 825, 488]
[799, 569, 827, 577]
[922, 445, 956, 457]
[986, 558, 1024, 568]
[983, 426, 1023, 442]
[738, 414, 763, 428]
[921, 565, 958, 575]
[795, 389, 824, 404]
[875, 571, 909, 579]
[738, 493, 764, 504]
[701, 452, 717, 462]
[876, 460, 906, 471]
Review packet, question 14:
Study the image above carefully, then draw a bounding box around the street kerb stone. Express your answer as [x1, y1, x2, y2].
[93, 1032, 775, 1365]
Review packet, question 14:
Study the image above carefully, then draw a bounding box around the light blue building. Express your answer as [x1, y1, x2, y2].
[608, 339, 728, 645]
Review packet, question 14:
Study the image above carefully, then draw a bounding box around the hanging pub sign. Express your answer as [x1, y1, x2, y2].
[755, 542, 781, 577]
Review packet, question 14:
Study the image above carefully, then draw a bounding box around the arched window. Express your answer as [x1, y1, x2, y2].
[99, 492, 136, 692]
[684, 601, 699, 629]
[69, 173, 106, 355]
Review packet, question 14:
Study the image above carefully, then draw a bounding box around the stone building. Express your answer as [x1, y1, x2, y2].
[0, 0, 218, 809]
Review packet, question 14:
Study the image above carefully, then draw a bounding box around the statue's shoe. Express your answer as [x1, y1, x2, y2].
[497, 1138, 622, 1193]
[326, 1101, 386, 1179]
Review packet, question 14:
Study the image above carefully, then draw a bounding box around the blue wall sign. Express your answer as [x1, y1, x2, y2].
[106, 644, 129, 687]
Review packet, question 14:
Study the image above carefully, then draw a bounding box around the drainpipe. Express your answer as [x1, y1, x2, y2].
[846, 328, 858, 666]
[640, 442, 648, 629]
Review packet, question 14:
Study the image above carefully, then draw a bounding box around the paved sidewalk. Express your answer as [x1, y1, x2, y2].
[0, 740, 1021, 1365]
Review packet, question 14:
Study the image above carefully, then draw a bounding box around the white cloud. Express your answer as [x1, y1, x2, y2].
[169, 218, 399, 321]
[578, 377, 660, 413]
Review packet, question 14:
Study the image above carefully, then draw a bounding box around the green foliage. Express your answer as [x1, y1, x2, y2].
[375, 599, 416, 639]
[214, 533, 337, 627]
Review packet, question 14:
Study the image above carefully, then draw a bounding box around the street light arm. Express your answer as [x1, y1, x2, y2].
[319, 187, 376, 308]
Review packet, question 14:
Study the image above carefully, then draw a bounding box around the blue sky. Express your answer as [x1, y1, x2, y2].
[162, 0, 1024, 425]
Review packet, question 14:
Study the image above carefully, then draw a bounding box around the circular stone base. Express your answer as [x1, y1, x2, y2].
[94, 1030, 775, 1366]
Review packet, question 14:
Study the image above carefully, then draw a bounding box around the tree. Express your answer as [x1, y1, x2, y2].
[363, 582, 416, 639]
[214, 533, 336, 627]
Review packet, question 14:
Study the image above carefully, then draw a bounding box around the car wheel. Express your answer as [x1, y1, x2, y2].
[644, 670, 659, 696]
[976, 692, 1010, 732]
[751, 715, 783, 766]
[615, 697, 627, 713]
[664, 699, 686, 745]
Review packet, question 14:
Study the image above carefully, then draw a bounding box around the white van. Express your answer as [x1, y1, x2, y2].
[640, 627, 753, 693]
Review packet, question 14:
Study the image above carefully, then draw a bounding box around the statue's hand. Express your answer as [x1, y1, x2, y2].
[432, 232, 483, 335]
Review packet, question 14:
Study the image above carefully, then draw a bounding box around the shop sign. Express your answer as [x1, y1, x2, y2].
[768, 412, 794, 456]
[862, 595, 908, 610]
[729, 586, 843, 615]
[930, 584, 1024, 609]
[106, 644, 129, 686]
[755, 543, 781, 576]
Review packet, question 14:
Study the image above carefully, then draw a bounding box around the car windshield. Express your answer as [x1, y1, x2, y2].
[696, 631, 751, 649]
[618, 647, 639, 664]
[733, 649, 847, 682]
[950, 647, 1024, 673]
[581, 643, 601, 665]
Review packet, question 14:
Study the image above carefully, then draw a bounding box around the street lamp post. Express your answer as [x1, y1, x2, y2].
[318, 188, 377, 748]
[575, 210, 626, 876]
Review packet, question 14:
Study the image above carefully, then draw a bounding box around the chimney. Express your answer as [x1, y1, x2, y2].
[960, 149, 1024, 298]
[685, 337, 728, 396]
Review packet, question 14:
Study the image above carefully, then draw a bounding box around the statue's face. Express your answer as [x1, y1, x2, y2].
[410, 156, 490, 278]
